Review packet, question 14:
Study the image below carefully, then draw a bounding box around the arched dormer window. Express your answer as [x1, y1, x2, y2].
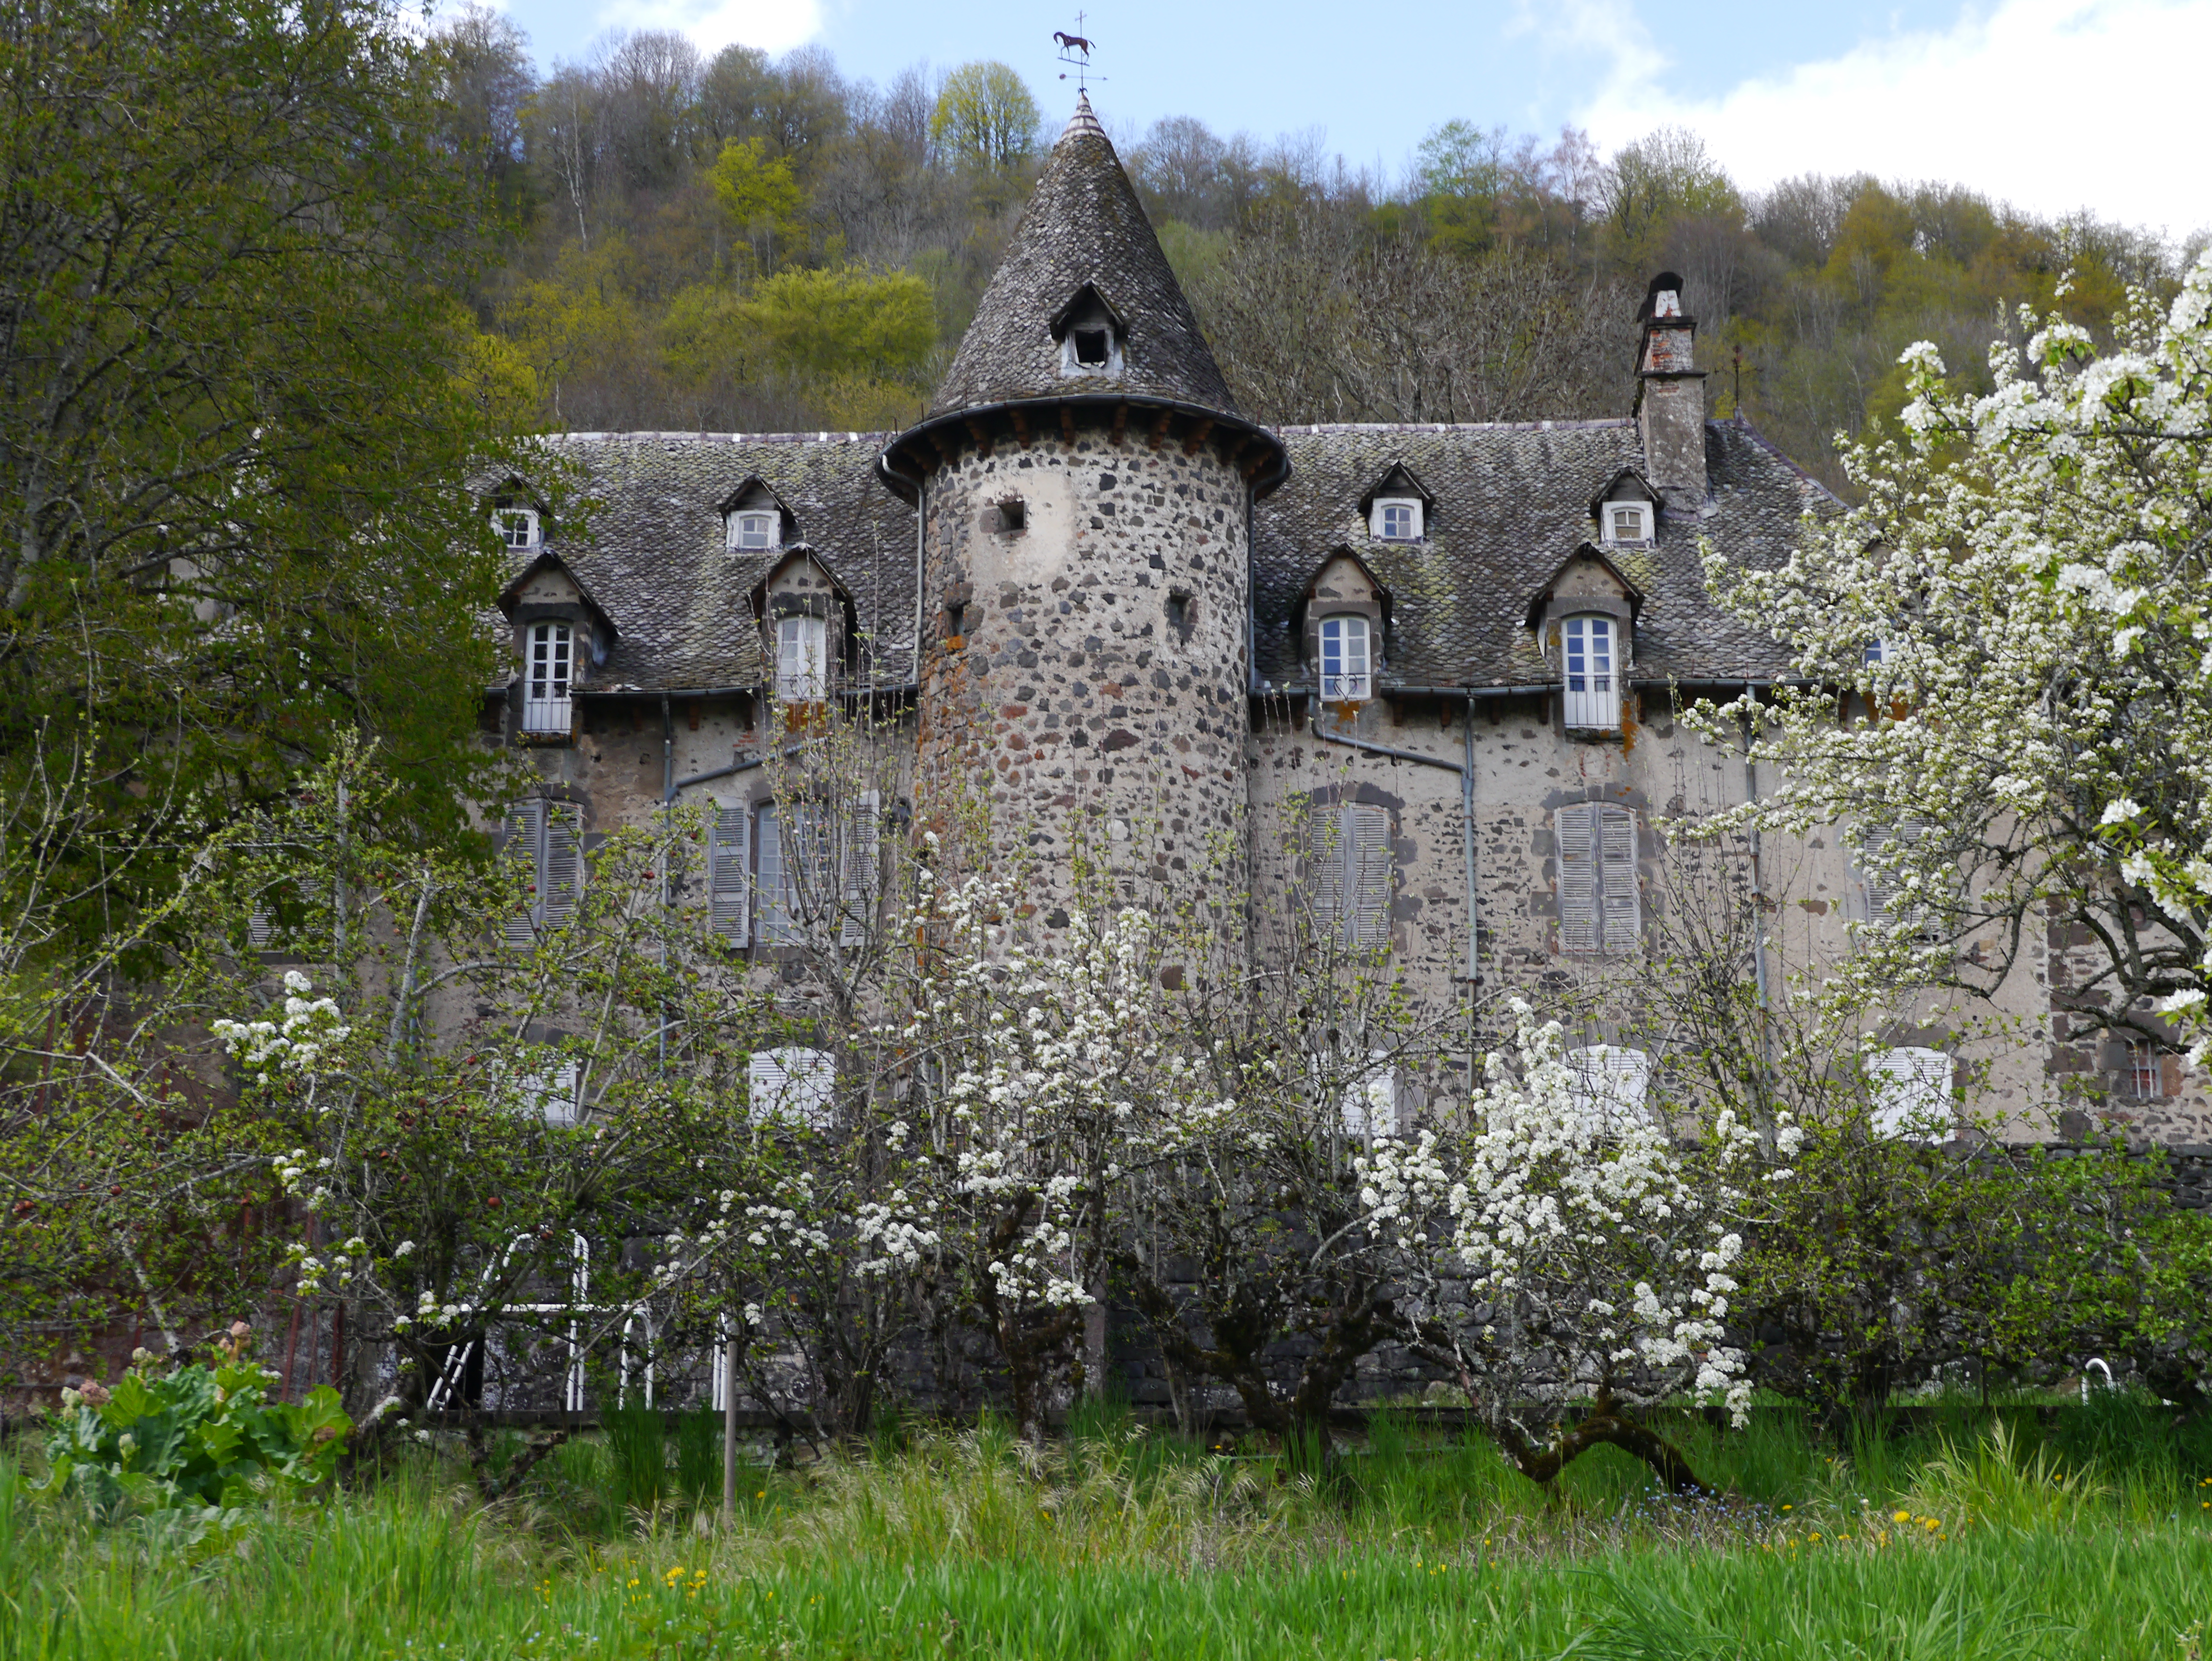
[730, 511, 777, 551]
[1561, 615, 1618, 729]
[1525, 543, 1642, 737]
[524, 622, 573, 735]
[1358, 462, 1434, 543]
[1319, 614, 1372, 701]
[495, 550, 618, 747]
[1052, 282, 1125, 381]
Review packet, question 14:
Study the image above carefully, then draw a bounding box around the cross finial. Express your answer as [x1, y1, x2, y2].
[1053, 13, 1102, 93]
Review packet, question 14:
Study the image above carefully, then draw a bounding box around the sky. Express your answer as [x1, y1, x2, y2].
[493, 0, 2212, 237]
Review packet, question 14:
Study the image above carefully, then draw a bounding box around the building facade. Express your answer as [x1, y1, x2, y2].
[483, 94, 2211, 1147]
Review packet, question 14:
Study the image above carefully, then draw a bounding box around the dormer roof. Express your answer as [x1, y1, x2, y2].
[1049, 280, 1126, 341]
[498, 549, 618, 643]
[1292, 544, 1394, 636]
[744, 544, 858, 630]
[1588, 467, 1658, 517]
[924, 92, 1239, 420]
[1522, 542, 1646, 631]
[718, 475, 796, 522]
[1357, 461, 1435, 513]
[485, 473, 551, 521]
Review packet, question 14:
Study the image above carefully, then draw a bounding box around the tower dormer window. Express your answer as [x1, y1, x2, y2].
[730, 511, 777, 551]
[494, 508, 539, 549]
[1319, 614, 1372, 701]
[1371, 499, 1422, 541]
[1054, 284, 1125, 380]
[1653, 287, 1681, 318]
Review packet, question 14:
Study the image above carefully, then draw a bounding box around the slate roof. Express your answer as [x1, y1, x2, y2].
[499, 419, 1834, 697]
[1251, 418, 1840, 690]
[927, 94, 1239, 420]
[509, 432, 917, 694]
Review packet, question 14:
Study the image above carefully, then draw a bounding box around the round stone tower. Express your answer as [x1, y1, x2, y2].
[878, 94, 1287, 918]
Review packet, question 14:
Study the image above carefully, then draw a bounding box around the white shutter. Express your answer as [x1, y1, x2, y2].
[542, 803, 582, 924]
[1309, 806, 1345, 941]
[749, 1046, 835, 1129]
[527, 1059, 582, 1126]
[1870, 1046, 1952, 1140]
[502, 801, 544, 947]
[710, 803, 751, 946]
[1568, 1045, 1652, 1134]
[1556, 803, 1598, 952]
[1598, 804, 1640, 951]
[840, 790, 881, 945]
[1347, 803, 1392, 949]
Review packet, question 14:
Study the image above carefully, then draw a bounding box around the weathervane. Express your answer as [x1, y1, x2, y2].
[1054, 14, 1102, 93]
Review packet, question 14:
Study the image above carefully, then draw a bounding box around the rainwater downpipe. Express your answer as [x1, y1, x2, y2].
[1742, 682, 1774, 1072]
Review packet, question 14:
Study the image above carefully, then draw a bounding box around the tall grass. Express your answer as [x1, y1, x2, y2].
[5, 1397, 2211, 1660]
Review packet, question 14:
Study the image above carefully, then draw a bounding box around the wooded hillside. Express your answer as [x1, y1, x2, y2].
[439, 9, 2203, 490]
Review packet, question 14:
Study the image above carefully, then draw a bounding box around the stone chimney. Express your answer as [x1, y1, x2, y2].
[1633, 272, 1708, 512]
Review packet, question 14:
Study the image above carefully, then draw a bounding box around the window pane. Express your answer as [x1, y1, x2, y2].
[777, 616, 827, 699]
[1319, 615, 1369, 698]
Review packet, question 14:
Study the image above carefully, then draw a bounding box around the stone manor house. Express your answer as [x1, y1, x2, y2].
[480, 93, 2210, 1148]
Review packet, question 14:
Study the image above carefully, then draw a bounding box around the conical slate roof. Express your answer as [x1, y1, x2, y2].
[928, 94, 1240, 419]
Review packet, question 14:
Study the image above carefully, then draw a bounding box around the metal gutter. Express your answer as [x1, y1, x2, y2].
[663, 745, 808, 808]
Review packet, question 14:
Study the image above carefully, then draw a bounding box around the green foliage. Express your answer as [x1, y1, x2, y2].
[738, 266, 937, 379]
[930, 63, 1041, 171]
[602, 1403, 668, 1513]
[672, 1407, 723, 1503]
[40, 1332, 349, 1517]
[0, 0, 527, 967]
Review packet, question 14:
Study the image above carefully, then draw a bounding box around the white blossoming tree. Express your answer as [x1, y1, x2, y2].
[1355, 999, 1785, 1492]
[1694, 249, 2212, 1080]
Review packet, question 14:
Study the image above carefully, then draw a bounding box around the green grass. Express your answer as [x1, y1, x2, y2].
[7, 1397, 2212, 1661]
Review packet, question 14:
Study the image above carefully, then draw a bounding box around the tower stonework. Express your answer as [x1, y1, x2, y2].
[880, 95, 1286, 911]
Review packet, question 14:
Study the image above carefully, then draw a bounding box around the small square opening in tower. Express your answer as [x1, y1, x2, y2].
[995, 497, 1027, 533]
[1074, 328, 1110, 366]
[1167, 591, 1194, 636]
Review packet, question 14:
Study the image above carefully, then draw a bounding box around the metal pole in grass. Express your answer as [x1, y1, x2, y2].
[722, 1316, 738, 1521]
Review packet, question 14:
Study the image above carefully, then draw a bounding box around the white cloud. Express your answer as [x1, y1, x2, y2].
[597, 0, 822, 56]
[1575, 0, 2211, 237]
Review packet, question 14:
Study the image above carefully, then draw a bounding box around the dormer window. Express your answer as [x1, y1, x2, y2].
[1053, 283, 1125, 381]
[494, 507, 539, 549]
[1604, 501, 1651, 546]
[523, 622, 573, 736]
[1371, 499, 1422, 541]
[1319, 614, 1372, 701]
[1561, 615, 1618, 730]
[777, 615, 828, 701]
[1652, 287, 1681, 318]
[730, 511, 777, 551]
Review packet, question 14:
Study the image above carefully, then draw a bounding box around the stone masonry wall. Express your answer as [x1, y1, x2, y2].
[915, 425, 1251, 917]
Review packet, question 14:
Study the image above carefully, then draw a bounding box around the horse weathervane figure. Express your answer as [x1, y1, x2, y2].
[1054, 14, 1102, 92]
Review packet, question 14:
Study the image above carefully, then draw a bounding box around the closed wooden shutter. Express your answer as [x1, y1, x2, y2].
[502, 801, 544, 948]
[709, 803, 750, 945]
[1598, 804, 1640, 949]
[1309, 807, 1346, 940]
[840, 790, 881, 945]
[1556, 803, 1598, 952]
[542, 803, 582, 924]
[1860, 815, 1936, 926]
[1347, 803, 1391, 949]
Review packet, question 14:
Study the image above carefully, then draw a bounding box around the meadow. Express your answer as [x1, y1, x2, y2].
[6, 1394, 2212, 1661]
